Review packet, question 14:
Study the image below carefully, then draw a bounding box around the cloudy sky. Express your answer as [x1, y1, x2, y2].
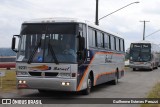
[1, 0, 160, 50]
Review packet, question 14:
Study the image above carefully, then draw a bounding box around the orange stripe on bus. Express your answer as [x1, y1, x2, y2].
[94, 70, 116, 86]
[76, 52, 124, 91]
[94, 69, 125, 85]
[96, 52, 124, 56]
[77, 54, 95, 91]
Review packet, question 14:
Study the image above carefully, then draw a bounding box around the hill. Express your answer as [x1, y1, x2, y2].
[0, 48, 16, 56]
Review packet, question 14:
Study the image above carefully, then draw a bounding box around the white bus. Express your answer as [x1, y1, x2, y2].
[12, 18, 125, 95]
[129, 40, 160, 71]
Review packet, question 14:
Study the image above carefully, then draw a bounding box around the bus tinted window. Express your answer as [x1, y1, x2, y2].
[97, 31, 103, 48]
[88, 27, 96, 47]
[88, 28, 92, 47]
[123, 40, 125, 51]
[120, 39, 124, 51]
[116, 38, 120, 51]
[114, 37, 116, 50]
[119, 39, 121, 51]
[110, 36, 115, 50]
[108, 35, 111, 49]
[104, 34, 109, 49]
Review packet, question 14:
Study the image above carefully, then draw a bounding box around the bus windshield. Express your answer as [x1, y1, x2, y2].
[130, 44, 151, 62]
[17, 23, 77, 63]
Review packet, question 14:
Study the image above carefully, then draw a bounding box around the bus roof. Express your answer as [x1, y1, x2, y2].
[131, 40, 152, 44]
[23, 17, 124, 39]
[24, 17, 86, 24]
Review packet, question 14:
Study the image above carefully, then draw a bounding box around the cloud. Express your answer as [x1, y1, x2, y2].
[0, 0, 160, 50]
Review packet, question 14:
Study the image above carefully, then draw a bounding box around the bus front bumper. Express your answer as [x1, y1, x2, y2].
[16, 77, 77, 92]
[129, 63, 152, 69]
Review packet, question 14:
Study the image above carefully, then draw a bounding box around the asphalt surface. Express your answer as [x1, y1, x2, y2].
[0, 67, 160, 107]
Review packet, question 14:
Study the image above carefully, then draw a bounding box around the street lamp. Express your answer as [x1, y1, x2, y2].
[95, 1, 140, 25]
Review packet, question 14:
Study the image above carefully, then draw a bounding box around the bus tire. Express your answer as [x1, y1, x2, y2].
[149, 64, 154, 71]
[111, 71, 118, 85]
[155, 64, 158, 69]
[149, 67, 153, 71]
[82, 74, 92, 95]
[133, 68, 136, 71]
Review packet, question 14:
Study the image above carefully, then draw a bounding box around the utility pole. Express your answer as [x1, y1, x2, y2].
[95, 1, 139, 26]
[95, 0, 99, 25]
[140, 21, 150, 40]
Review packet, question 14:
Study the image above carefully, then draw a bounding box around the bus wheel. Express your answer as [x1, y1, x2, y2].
[149, 65, 153, 71]
[82, 74, 92, 95]
[149, 68, 153, 71]
[111, 72, 118, 85]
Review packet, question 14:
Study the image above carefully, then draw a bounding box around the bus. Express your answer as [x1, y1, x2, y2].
[129, 40, 160, 71]
[11, 18, 125, 95]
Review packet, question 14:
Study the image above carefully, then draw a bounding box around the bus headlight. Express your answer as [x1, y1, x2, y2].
[61, 82, 70, 86]
[19, 80, 22, 84]
[16, 71, 28, 76]
[58, 73, 71, 78]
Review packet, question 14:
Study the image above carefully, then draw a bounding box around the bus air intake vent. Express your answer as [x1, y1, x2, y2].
[29, 72, 58, 77]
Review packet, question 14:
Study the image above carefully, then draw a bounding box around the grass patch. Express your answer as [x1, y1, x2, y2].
[0, 69, 16, 92]
[141, 82, 160, 107]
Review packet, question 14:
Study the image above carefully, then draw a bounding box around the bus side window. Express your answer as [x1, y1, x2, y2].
[92, 29, 96, 47]
[102, 33, 105, 48]
[114, 37, 116, 51]
[82, 24, 87, 48]
[116, 38, 120, 51]
[120, 39, 123, 52]
[95, 30, 97, 47]
[79, 24, 83, 37]
[88, 28, 93, 47]
[108, 35, 111, 49]
[96, 31, 103, 48]
[110, 35, 115, 50]
[104, 33, 110, 49]
[123, 39, 125, 52]
[119, 39, 121, 51]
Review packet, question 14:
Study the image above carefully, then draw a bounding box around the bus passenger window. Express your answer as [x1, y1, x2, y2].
[104, 34, 109, 49]
[116, 38, 120, 51]
[110, 36, 115, 50]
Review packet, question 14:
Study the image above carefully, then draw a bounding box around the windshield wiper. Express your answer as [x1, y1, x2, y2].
[48, 43, 59, 64]
[27, 40, 41, 64]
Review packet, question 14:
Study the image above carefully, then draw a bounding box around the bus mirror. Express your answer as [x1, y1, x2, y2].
[80, 37, 85, 50]
[11, 35, 19, 52]
[11, 37, 16, 50]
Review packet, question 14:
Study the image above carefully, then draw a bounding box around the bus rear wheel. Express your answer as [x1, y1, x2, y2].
[111, 71, 118, 85]
[149, 65, 154, 71]
[82, 74, 92, 95]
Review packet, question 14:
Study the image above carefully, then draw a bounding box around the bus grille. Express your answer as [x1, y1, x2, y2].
[29, 72, 58, 77]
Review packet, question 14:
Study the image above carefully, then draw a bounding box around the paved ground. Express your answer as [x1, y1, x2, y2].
[0, 67, 160, 107]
